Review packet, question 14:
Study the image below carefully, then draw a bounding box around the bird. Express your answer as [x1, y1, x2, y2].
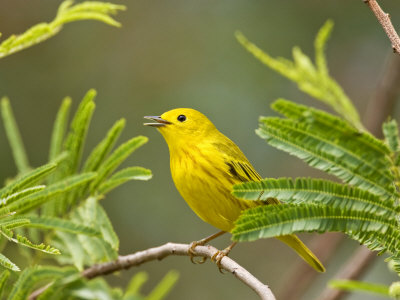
[144, 108, 325, 272]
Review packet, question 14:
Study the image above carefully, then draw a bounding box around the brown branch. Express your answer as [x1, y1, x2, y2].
[364, 0, 400, 55]
[281, 36, 400, 300]
[29, 243, 276, 300]
[314, 41, 400, 300]
[277, 233, 344, 300]
[317, 246, 377, 300]
[364, 54, 400, 136]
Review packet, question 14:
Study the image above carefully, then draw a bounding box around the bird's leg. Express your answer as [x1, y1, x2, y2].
[211, 242, 237, 273]
[188, 231, 226, 264]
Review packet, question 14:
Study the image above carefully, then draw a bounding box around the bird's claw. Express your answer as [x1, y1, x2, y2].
[188, 241, 207, 264]
[211, 249, 229, 273]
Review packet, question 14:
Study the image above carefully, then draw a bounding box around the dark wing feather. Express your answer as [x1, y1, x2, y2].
[212, 139, 279, 205]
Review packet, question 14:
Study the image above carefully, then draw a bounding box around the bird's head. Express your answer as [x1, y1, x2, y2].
[144, 108, 217, 145]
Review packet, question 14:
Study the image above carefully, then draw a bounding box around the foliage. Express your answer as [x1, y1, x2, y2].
[233, 19, 400, 297]
[0, 90, 157, 297]
[236, 20, 363, 130]
[0, 1, 178, 298]
[328, 280, 390, 298]
[0, 0, 126, 59]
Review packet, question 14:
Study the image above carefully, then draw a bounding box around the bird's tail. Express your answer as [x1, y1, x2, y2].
[276, 234, 325, 272]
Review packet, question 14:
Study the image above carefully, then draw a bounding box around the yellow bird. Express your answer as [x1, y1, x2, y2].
[144, 108, 325, 272]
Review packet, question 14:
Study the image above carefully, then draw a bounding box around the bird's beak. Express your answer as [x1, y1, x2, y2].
[144, 116, 171, 127]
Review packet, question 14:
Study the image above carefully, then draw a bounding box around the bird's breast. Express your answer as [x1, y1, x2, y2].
[169, 145, 254, 232]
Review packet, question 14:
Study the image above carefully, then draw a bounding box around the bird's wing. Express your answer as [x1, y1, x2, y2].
[212, 139, 279, 205]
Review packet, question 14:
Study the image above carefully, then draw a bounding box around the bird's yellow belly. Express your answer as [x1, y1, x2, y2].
[170, 154, 255, 232]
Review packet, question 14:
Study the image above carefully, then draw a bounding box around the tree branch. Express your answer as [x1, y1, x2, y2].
[364, 0, 400, 55]
[317, 246, 377, 300]
[277, 233, 344, 300]
[364, 54, 400, 136]
[29, 242, 276, 300]
[281, 37, 400, 300]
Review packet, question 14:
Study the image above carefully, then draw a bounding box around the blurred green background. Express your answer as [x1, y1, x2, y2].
[1, 1, 400, 299]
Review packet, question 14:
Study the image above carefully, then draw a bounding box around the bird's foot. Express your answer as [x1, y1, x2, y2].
[187, 231, 226, 264]
[188, 241, 207, 264]
[211, 242, 237, 273]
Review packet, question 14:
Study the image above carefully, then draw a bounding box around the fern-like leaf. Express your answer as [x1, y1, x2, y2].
[8, 266, 72, 300]
[329, 280, 389, 297]
[0, 163, 56, 199]
[232, 204, 398, 243]
[0, 186, 45, 207]
[235, 20, 362, 129]
[61, 90, 96, 176]
[0, 227, 60, 255]
[383, 119, 400, 153]
[0, 270, 10, 298]
[1, 98, 30, 173]
[0, 172, 97, 216]
[90, 136, 148, 192]
[82, 118, 126, 173]
[233, 177, 397, 217]
[257, 117, 396, 199]
[49, 97, 72, 162]
[272, 99, 391, 167]
[24, 216, 100, 236]
[0, 0, 126, 59]
[0, 253, 19, 272]
[99, 166, 152, 194]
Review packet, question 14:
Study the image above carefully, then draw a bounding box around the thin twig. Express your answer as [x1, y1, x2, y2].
[282, 44, 400, 300]
[317, 246, 377, 300]
[315, 51, 400, 300]
[364, 54, 400, 136]
[29, 243, 276, 300]
[277, 233, 343, 300]
[364, 0, 400, 55]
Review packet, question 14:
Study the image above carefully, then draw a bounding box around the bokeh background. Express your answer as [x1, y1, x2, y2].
[1, 1, 400, 299]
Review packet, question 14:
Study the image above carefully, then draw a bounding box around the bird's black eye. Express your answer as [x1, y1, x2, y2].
[177, 115, 186, 122]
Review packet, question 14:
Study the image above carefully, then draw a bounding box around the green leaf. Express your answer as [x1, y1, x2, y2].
[35, 267, 79, 300]
[83, 118, 126, 172]
[99, 166, 152, 194]
[90, 136, 148, 192]
[94, 201, 119, 250]
[146, 270, 180, 300]
[0, 253, 19, 272]
[314, 19, 333, 76]
[0, 227, 60, 255]
[24, 215, 100, 236]
[0, 217, 30, 229]
[329, 280, 389, 297]
[8, 266, 71, 300]
[53, 1, 126, 28]
[383, 119, 400, 153]
[232, 203, 398, 243]
[0, 270, 10, 298]
[124, 272, 148, 297]
[233, 177, 398, 217]
[57, 231, 86, 271]
[61, 90, 96, 175]
[272, 99, 391, 162]
[0, 163, 56, 199]
[1, 97, 30, 173]
[257, 117, 396, 199]
[0, 185, 45, 207]
[235, 21, 362, 129]
[389, 282, 400, 299]
[0, 1, 126, 59]
[49, 97, 72, 162]
[73, 199, 118, 261]
[0, 172, 97, 215]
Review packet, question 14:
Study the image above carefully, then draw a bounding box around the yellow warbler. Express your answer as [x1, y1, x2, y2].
[145, 108, 325, 272]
